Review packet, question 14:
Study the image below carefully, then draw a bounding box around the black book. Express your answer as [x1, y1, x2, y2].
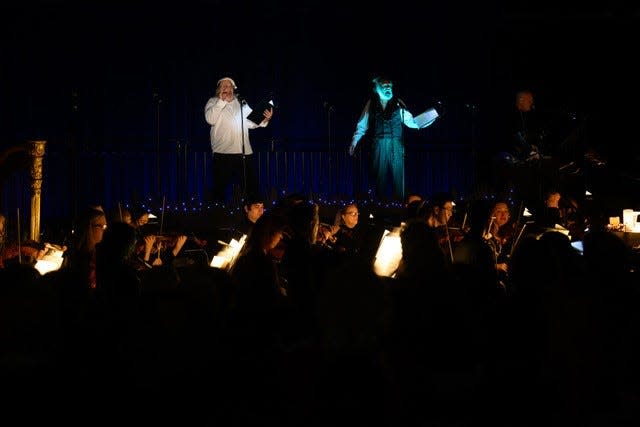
[247, 99, 274, 125]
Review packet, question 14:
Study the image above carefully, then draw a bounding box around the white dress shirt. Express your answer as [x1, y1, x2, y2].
[204, 97, 267, 154]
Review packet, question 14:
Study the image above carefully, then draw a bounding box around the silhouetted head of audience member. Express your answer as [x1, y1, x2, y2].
[96, 221, 138, 264]
[398, 220, 447, 279]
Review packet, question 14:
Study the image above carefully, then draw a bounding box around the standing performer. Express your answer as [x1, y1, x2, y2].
[204, 76, 273, 204]
[349, 75, 439, 200]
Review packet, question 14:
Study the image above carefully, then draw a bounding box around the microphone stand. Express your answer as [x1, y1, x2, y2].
[17, 208, 22, 264]
[469, 103, 478, 188]
[327, 103, 333, 199]
[398, 98, 406, 201]
[238, 95, 247, 203]
[153, 92, 162, 197]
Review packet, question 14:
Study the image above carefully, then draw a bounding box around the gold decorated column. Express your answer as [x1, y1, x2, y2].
[28, 140, 46, 242]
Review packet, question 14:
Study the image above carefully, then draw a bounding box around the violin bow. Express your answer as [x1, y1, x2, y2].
[509, 221, 533, 258]
[484, 216, 496, 240]
[508, 201, 529, 259]
[444, 222, 454, 264]
[17, 208, 21, 264]
[155, 196, 167, 259]
[514, 201, 524, 231]
[159, 196, 166, 235]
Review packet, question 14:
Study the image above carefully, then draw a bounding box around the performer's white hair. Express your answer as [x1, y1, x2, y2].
[217, 77, 237, 89]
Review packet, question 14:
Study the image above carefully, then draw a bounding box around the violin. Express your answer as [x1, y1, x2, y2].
[134, 232, 190, 268]
[492, 222, 517, 247]
[152, 232, 206, 247]
[432, 224, 465, 264]
[316, 222, 339, 247]
[151, 233, 186, 248]
[268, 240, 286, 263]
[137, 230, 206, 254]
[434, 224, 466, 247]
[0, 238, 47, 268]
[435, 208, 471, 247]
[447, 227, 467, 243]
[484, 221, 520, 288]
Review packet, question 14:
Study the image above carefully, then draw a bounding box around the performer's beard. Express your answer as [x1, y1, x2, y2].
[376, 87, 393, 102]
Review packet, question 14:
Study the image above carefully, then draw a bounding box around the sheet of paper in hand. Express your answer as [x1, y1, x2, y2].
[247, 99, 275, 124]
[414, 108, 439, 129]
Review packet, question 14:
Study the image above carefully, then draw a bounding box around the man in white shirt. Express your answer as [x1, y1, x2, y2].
[204, 76, 273, 204]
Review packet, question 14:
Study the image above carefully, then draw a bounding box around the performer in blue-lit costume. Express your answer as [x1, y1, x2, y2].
[349, 76, 439, 200]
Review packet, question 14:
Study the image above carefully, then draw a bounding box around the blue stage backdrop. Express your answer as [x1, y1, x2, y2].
[1, 137, 476, 224]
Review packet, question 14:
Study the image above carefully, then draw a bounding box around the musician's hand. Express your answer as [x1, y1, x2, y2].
[452, 233, 465, 243]
[193, 236, 207, 247]
[45, 242, 67, 252]
[263, 107, 273, 122]
[172, 235, 188, 257]
[143, 235, 156, 260]
[278, 285, 287, 297]
[321, 225, 339, 243]
[527, 151, 541, 161]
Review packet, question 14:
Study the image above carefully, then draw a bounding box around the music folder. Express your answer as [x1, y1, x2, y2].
[247, 99, 275, 124]
[414, 107, 439, 129]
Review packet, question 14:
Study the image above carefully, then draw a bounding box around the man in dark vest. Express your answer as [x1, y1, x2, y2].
[349, 75, 439, 200]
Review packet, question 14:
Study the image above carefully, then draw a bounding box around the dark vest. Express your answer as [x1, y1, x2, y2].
[369, 98, 403, 140]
